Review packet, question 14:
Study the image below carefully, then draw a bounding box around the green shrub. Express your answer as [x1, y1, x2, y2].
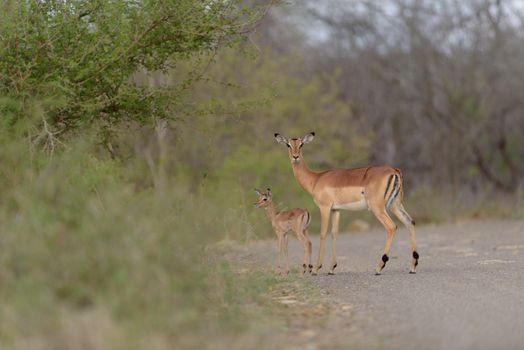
[0, 135, 292, 349]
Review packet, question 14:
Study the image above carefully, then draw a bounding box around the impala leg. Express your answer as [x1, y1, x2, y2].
[276, 233, 283, 274]
[297, 232, 307, 274]
[313, 206, 331, 275]
[391, 201, 418, 273]
[304, 229, 313, 273]
[300, 238, 308, 274]
[283, 234, 290, 274]
[371, 207, 397, 275]
[296, 227, 311, 274]
[328, 210, 340, 275]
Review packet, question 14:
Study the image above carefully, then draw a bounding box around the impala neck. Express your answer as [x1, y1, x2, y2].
[265, 201, 278, 223]
[292, 157, 319, 195]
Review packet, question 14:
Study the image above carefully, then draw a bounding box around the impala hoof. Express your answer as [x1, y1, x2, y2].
[328, 272, 335, 275]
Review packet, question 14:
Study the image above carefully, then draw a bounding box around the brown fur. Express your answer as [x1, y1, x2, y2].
[275, 133, 418, 275]
[254, 189, 313, 275]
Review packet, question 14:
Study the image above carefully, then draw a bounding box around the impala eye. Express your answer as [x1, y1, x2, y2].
[263, 198, 267, 201]
[299, 143, 304, 149]
[286, 144, 291, 148]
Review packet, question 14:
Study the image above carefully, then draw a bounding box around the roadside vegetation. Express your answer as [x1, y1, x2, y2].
[1, 0, 523, 349]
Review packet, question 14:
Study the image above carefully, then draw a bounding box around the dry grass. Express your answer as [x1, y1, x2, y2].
[0, 136, 329, 350]
[0, 132, 521, 349]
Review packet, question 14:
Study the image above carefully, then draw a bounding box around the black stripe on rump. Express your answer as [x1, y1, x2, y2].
[386, 174, 400, 208]
[384, 175, 394, 199]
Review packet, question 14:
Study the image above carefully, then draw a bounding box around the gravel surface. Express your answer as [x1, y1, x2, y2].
[238, 220, 524, 350]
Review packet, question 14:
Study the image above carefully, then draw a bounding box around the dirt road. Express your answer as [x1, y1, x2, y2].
[238, 220, 524, 350]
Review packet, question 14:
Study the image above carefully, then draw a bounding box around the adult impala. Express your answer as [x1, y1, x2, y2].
[274, 132, 418, 275]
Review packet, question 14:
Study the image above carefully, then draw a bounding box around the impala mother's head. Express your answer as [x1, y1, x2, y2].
[274, 132, 315, 164]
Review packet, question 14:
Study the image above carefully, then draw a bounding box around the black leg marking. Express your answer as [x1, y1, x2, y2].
[378, 254, 389, 274]
[302, 264, 307, 269]
[318, 264, 322, 269]
[411, 220, 416, 226]
[308, 264, 313, 269]
[328, 263, 337, 275]
[410, 251, 419, 273]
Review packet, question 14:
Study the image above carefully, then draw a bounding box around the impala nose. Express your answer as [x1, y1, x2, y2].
[293, 155, 299, 160]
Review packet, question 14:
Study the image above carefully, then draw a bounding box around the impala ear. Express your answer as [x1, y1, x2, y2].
[266, 188, 272, 198]
[274, 133, 288, 145]
[255, 188, 263, 196]
[302, 132, 315, 144]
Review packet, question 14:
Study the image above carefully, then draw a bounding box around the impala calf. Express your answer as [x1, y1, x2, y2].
[254, 188, 313, 274]
[274, 132, 418, 275]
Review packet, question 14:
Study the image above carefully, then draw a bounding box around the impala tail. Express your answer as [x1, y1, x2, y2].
[303, 210, 311, 230]
[384, 169, 403, 209]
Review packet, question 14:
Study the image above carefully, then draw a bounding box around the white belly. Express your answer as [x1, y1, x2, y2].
[332, 198, 368, 211]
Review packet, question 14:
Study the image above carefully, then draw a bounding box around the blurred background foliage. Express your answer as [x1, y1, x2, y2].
[1, 0, 524, 349]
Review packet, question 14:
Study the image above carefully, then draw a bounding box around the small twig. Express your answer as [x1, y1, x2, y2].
[230, 0, 277, 35]
[40, 116, 65, 157]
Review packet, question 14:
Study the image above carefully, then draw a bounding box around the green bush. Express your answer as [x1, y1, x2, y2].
[0, 0, 259, 135]
[0, 135, 290, 349]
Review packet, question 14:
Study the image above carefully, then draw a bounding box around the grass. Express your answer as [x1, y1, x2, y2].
[405, 185, 524, 224]
[0, 135, 331, 350]
[0, 131, 521, 349]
